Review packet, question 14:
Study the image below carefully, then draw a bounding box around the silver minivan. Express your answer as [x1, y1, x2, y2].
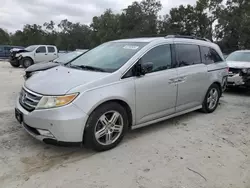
[15, 35, 228, 151]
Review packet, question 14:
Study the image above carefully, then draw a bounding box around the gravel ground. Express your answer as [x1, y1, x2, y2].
[0, 61, 250, 188]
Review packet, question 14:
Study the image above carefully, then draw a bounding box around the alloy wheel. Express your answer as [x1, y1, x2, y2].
[94, 111, 124, 146]
[207, 88, 219, 110]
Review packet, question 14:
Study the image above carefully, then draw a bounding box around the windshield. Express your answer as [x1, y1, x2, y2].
[226, 51, 250, 62]
[54, 51, 85, 64]
[25, 45, 38, 52]
[70, 42, 148, 72]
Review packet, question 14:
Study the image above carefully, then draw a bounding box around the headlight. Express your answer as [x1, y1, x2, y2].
[18, 55, 22, 60]
[242, 68, 250, 74]
[36, 93, 79, 109]
[242, 69, 247, 73]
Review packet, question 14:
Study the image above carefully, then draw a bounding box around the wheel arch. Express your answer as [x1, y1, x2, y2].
[87, 98, 133, 128]
[212, 81, 222, 97]
[82, 98, 133, 144]
[22, 56, 34, 62]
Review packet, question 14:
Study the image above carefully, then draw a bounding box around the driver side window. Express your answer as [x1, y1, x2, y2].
[141, 44, 172, 73]
[36, 46, 46, 53]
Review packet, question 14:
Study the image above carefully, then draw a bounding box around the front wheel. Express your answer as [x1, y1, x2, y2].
[201, 84, 220, 113]
[84, 102, 128, 151]
[22, 58, 33, 68]
[10, 61, 20, 67]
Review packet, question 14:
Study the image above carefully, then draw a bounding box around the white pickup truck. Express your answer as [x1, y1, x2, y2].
[9, 45, 58, 68]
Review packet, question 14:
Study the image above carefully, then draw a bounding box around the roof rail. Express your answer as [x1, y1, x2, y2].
[165, 35, 211, 42]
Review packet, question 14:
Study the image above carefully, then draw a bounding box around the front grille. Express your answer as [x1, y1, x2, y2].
[19, 88, 42, 112]
[229, 68, 241, 74]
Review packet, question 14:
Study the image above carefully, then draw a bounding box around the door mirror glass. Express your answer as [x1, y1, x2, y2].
[141, 62, 153, 74]
[136, 61, 153, 76]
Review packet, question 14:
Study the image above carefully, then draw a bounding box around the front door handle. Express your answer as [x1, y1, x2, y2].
[178, 76, 187, 82]
[169, 78, 179, 84]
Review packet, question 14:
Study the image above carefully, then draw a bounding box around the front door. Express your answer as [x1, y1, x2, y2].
[174, 43, 210, 112]
[34, 46, 48, 63]
[135, 44, 178, 124]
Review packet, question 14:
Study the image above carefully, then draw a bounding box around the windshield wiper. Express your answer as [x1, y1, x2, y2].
[69, 64, 106, 72]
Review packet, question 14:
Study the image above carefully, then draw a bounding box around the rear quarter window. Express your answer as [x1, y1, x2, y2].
[200, 46, 223, 64]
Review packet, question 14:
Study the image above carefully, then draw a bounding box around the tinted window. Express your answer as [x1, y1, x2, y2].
[176, 44, 201, 67]
[201, 46, 223, 64]
[36, 46, 46, 53]
[141, 44, 172, 73]
[48, 47, 55, 53]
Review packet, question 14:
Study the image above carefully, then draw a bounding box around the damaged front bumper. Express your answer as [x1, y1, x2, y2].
[9, 52, 23, 67]
[227, 69, 250, 88]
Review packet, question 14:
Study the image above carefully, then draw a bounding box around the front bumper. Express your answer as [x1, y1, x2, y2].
[227, 74, 250, 87]
[15, 98, 89, 144]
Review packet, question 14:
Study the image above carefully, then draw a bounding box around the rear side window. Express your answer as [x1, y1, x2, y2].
[36, 46, 46, 53]
[175, 44, 201, 67]
[200, 46, 223, 64]
[48, 46, 55, 53]
[141, 44, 172, 73]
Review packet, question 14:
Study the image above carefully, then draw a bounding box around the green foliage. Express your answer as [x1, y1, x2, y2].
[0, 0, 249, 53]
[0, 28, 10, 45]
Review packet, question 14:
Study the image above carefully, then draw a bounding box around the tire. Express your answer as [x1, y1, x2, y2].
[201, 84, 220, 113]
[22, 58, 33, 68]
[84, 102, 128, 151]
[10, 61, 20, 67]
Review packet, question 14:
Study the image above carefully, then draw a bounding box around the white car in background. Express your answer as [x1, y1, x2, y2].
[9, 45, 58, 68]
[226, 50, 250, 89]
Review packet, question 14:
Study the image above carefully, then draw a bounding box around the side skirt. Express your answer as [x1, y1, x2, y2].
[131, 105, 202, 130]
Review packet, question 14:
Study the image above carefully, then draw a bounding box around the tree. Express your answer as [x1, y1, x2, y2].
[0, 28, 10, 44]
[159, 0, 223, 40]
[1, 0, 250, 53]
[120, 0, 162, 37]
[90, 9, 121, 46]
[215, 0, 250, 52]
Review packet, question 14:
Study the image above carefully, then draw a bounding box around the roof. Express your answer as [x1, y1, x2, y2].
[112, 37, 165, 43]
[112, 36, 214, 46]
[110, 36, 222, 57]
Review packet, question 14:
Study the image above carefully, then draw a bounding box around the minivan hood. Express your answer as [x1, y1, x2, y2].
[226, 61, 250, 69]
[25, 66, 109, 95]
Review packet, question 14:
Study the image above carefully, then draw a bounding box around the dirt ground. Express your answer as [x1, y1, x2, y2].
[0, 61, 250, 188]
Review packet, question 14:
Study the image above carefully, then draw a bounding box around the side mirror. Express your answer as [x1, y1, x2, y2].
[135, 61, 153, 76]
[141, 62, 153, 75]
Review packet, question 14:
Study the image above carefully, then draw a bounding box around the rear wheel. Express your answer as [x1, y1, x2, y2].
[84, 102, 128, 151]
[201, 84, 220, 113]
